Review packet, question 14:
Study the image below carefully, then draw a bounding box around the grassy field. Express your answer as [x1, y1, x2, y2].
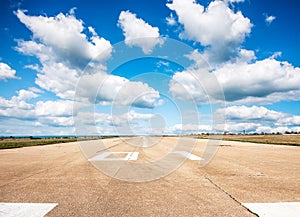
[0, 136, 118, 149]
[0, 137, 79, 149]
[197, 134, 300, 146]
[1, 134, 300, 149]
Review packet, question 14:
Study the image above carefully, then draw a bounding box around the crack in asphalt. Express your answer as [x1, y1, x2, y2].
[205, 176, 259, 216]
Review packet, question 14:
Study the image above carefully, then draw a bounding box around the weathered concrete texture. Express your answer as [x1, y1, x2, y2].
[0, 137, 299, 216]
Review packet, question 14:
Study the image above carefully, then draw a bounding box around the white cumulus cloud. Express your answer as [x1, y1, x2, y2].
[166, 13, 177, 26]
[35, 100, 73, 117]
[16, 9, 112, 67]
[166, 0, 252, 63]
[221, 105, 284, 121]
[15, 9, 111, 100]
[15, 9, 162, 108]
[215, 57, 300, 103]
[167, 123, 212, 134]
[76, 72, 162, 108]
[217, 105, 300, 133]
[0, 62, 20, 81]
[0, 89, 38, 119]
[225, 0, 245, 4]
[265, 14, 276, 25]
[118, 10, 164, 54]
[169, 50, 300, 105]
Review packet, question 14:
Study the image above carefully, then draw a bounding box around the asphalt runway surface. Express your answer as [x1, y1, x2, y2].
[1, 137, 299, 216]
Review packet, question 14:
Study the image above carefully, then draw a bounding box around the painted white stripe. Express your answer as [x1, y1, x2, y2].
[125, 151, 139, 160]
[243, 202, 300, 217]
[142, 137, 148, 147]
[0, 203, 57, 217]
[173, 151, 204, 160]
[89, 152, 139, 161]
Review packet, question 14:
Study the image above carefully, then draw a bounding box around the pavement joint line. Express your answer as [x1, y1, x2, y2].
[205, 176, 259, 217]
[101, 163, 129, 208]
[1, 137, 299, 216]
[87, 142, 122, 159]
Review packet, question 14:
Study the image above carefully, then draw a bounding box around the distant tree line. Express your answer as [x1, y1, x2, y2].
[191, 131, 300, 136]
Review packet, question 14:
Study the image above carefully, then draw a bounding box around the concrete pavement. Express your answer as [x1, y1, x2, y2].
[1, 137, 299, 216]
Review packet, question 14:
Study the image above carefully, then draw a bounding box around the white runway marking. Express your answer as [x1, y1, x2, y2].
[89, 152, 139, 161]
[0, 203, 57, 217]
[173, 151, 204, 161]
[142, 137, 148, 147]
[125, 151, 139, 160]
[243, 202, 300, 217]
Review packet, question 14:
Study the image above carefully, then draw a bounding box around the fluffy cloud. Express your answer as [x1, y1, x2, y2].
[0, 89, 38, 119]
[237, 49, 256, 63]
[169, 69, 209, 104]
[16, 10, 162, 108]
[15, 9, 111, 100]
[74, 109, 159, 135]
[223, 122, 261, 133]
[17, 38, 161, 107]
[35, 100, 73, 117]
[161, 104, 300, 134]
[0, 91, 160, 134]
[0, 91, 71, 121]
[75, 72, 162, 108]
[0, 89, 37, 109]
[217, 105, 300, 133]
[39, 116, 74, 127]
[169, 50, 300, 105]
[1, 104, 160, 135]
[107, 110, 155, 127]
[167, 123, 212, 134]
[110, 110, 164, 135]
[222, 105, 284, 121]
[0, 118, 75, 136]
[0, 92, 75, 130]
[225, 0, 245, 3]
[215, 57, 300, 103]
[169, 50, 225, 105]
[113, 81, 161, 108]
[265, 14, 276, 25]
[166, 0, 299, 105]
[167, 0, 295, 107]
[35, 62, 79, 99]
[166, 13, 177, 26]
[0, 62, 20, 81]
[16, 9, 112, 67]
[118, 10, 164, 54]
[166, 0, 252, 63]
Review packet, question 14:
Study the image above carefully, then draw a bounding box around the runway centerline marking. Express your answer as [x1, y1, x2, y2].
[172, 151, 204, 161]
[142, 137, 148, 147]
[89, 152, 139, 161]
[88, 149, 203, 161]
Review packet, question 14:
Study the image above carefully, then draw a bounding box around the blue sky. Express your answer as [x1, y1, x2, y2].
[0, 0, 300, 136]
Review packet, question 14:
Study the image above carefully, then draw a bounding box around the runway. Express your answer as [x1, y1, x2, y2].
[1, 137, 299, 216]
